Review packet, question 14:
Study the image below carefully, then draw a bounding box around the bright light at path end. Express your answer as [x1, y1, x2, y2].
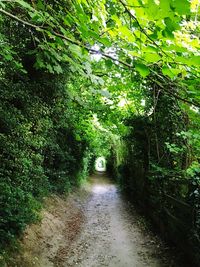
[95, 157, 106, 172]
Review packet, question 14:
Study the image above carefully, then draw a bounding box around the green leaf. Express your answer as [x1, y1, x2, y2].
[99, 37, 112, 47]
[164, 17, 180, 33]
[99, 90, 111, 98]
[144, 52, 161, 63]
[143, 45, 157, 53]
[84, 62, 92, 74]
[46, 64, 54, 73]
[4, 54, 13, 61]
[105, 59, 113, 68]
[54, 65, 63, 74]
[37, 0, 45, 10]
[175, 56, 200, 67]
[146, 0, 160, 19]
[162, 29, 174, 39]
[69, 44, 83, 58]
[159, 0, 173, 17]
[190, 56, 200, 67]
[16, 0, 34, 11]
[162, 65, 181, 78]
[118, 26, 135, 43]
[135, 63, 150, 77]
[0, 2, 5, 8]
[172, 0, 191, 15]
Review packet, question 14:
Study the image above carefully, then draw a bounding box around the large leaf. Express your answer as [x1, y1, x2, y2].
[172, 0, 191, 15]
[164, 17, 180, 33]
[144, 52, 161, 63]
[135, 63, 150, 77]
[162, 65, 182, 79]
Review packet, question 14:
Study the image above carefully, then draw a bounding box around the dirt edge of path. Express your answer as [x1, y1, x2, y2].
[7, 184, 91, 267]
[6, 174, 183, 267]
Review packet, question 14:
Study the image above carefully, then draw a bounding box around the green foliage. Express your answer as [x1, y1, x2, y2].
[0, 183, 40, 244]
[186, 161, 200, 179]
[0, 0, 200, 265]
[0, 14, 108, 253]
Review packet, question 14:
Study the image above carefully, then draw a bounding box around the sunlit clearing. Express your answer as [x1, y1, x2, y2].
[95, 156, 106, 172]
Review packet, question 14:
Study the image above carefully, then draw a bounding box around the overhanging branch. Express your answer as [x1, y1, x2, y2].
[0, 8, 199, 108]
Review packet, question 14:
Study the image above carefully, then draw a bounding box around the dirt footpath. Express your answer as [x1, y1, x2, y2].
[11, 172, 179, 267]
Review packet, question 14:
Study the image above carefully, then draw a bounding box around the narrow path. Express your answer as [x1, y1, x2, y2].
[12, 172, 178, 267]
[62, 172, 176, 267]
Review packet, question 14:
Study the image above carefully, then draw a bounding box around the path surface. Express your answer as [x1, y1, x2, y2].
[12, 172, 178, 267]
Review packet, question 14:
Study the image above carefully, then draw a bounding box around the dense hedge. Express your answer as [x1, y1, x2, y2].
[0, 20, 95, 251]
[118, 92, 200, 266]
[121, 159, 200, 266]
[1, 2, 199, 266]
[0, 76, 94, 246]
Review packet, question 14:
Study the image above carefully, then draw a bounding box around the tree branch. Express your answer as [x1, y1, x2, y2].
[149, 77, 200, 108]
[0, 8, 133, 69]
[1, 8, 200, 108]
